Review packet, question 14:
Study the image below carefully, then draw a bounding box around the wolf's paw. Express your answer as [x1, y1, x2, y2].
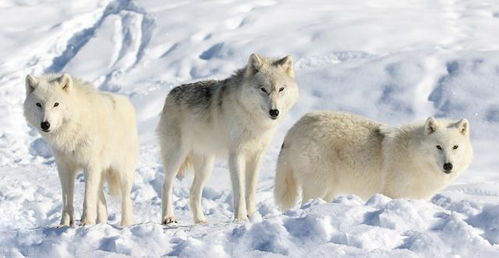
[59, 214, 74, 227]
[120, 219, 134, 227]
[97, 216, 108, 224]
[162, 216, 178, 225]
[55, 223, 72, 228]
[194, 218, 208, 224]
[232, 216, 249, 223]
[79, 218, 96, 226]
[58, 219, 74, 228]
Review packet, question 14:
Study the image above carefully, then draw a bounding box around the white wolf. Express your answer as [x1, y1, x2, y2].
[23, 74, 138, 226]
[274, 111, 473, 210]
[157, 53, 299, 224]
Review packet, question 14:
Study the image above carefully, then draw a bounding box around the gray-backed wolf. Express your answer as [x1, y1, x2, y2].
[157, 53, 299, 223]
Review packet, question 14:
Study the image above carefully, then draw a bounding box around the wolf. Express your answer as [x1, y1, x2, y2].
[274, 111, 473, 210]
[157, 53, 299, 224]
[23, 73, 138, 226]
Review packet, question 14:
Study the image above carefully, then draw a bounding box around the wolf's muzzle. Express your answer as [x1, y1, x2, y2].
[269, 109, 279, 119]
[41, 121, 51, 132]
[443, 162, 453, 173]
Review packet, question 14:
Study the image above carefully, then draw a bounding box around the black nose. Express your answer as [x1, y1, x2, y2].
[41, 121, 50, 131]
[443, 162, 453, 173]
[269, 109, 279, 119]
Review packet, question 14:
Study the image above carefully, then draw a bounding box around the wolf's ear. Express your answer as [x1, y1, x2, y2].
[425, 117, 439, 135]
[275, 55, 294, 78]
[246, 53, 265, 75]
[455, 119, 469, 136]
[58, 73, 72, 92]
[25, 74, 38, 94]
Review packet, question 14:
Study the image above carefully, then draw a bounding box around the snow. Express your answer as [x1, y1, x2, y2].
[1, 0, 499, 256]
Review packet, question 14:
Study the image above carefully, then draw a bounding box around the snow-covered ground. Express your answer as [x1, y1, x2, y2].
[1, 0, 499, 256]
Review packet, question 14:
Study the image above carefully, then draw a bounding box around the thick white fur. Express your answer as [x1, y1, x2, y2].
[23, 74, 138, 226]
[157, 54, 299, 224]
[275, 111, 473, 210]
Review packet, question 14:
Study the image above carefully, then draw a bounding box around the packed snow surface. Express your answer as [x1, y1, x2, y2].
[1, 0, 499, 257]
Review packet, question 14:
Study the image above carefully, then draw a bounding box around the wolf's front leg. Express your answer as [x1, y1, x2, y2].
[97, 187, 108, 224]
[56, 161, 76, 227]
[229, 150, 248, 222]
[245, 151, 263, 218]
[80, 165, 102, 226]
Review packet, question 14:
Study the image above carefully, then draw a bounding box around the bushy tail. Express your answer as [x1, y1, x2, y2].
[175, 155, 193, 180]
[274, 155, 298, 211]
[156, 112, 192, 181]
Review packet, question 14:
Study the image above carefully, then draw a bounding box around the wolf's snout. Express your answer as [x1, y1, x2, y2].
[269, 109, 279, 119]
[41, 121, 50, 131]
[443, 162, 453, 173]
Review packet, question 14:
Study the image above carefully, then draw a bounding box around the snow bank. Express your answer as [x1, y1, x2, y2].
[1, 194, 497, 257]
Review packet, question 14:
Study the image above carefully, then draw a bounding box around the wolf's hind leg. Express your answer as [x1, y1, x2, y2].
[160, 144, 187, 225]
[301, 177, 328, 206]
[119, 170, 134, 226]
[190, 154, 215, 224]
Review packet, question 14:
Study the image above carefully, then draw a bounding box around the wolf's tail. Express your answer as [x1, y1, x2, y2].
[176, 156, 192, 180]
[274, 151, 298, 211]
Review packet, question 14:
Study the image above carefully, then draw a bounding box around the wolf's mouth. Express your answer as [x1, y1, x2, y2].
[443, 170, 452, 174]
[41, 129, 50, 133]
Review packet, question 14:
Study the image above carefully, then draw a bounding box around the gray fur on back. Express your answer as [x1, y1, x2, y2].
[167, 69, 245, 112]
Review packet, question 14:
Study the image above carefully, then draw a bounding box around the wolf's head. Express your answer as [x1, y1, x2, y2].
[23, 74, 76, 134]
[238, 53, 299, 121]
[415, 117, 473, 175]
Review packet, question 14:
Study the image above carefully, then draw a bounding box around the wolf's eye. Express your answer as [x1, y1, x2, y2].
[436, 145, 442, 150]
[279, 87, 285, 92]
[453, 145, 459, 150]
[260, 87, 268, 94]
[36, 103, 42, 108]
[53, 102, 59, 107]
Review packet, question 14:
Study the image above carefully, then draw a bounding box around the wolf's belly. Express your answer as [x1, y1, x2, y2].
[182, 125, 229, 157]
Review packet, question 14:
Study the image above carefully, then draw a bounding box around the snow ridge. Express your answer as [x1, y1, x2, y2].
[46, 0, 154, 90]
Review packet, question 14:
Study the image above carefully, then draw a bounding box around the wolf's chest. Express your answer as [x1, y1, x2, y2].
[48, 130, 96, 163]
